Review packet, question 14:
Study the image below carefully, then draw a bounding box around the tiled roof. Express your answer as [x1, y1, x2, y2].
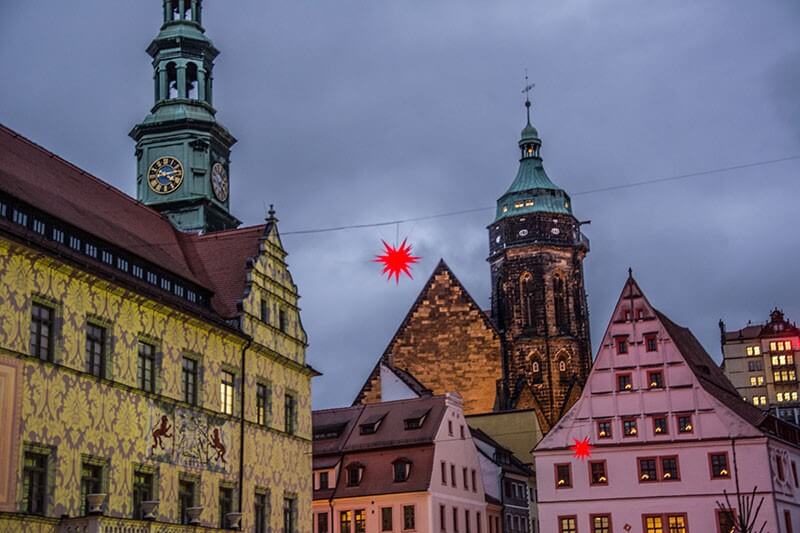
[724, 325, 764, 341]
[0, 123, 269, 320]
[333, 446, 435, 499]
[470, 427, 532, 477]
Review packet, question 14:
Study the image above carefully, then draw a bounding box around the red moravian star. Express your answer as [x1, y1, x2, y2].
[374, 238, 420, 284]
[571, 437, 592, 460]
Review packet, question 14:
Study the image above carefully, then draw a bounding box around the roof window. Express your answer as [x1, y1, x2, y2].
[404, 408, 430, 430]
[359, 413, 386, 435]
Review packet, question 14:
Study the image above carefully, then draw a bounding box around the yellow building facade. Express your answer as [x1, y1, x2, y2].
[0, 122, 317, 531]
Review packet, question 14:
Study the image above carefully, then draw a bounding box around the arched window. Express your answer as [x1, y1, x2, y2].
[166, 62, 178, 99]
[521, 273, 546, 333]
[558, 360, 567, 372]
[553, 274, 569, 334]
[186, 62, 199, 100]
[531, 359, 543, 384]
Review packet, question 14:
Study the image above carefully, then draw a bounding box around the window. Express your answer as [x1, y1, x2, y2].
[645, 334, 658, 352]
[597, 420, 612, 438]
[786, 510, 794, 533]
[476, 512, 482, 533]
[318, 471, 329, 489]
[137, 341, 156, 393]
[132, 469, 154, 520]
[179, 479, 196, 524]
[717, 510, 734, 533]
[101, 250, 113, 265]
[440, 504, 446, 532]
[465, 510, 471, 533]
[648, 371, 664, 389]
[592, 515, 611, 533]
[285, 393, 297, 435]
[394, 459, 412, 482]
[772, 354, 795, 366]
[219, 486, 234, 528]
[22, 451, 48, 515]
[12, 208, 28, 226]
[746, 345, 761, 356]
[86, 323, 107, 378]
[279, 309, 288, 333]
[661, 457, 679, 480]
[52, 227, 64, 243]
[558, 360, 567, 372]
[555, 464, 572, 488]
[347, 464, 363, 486]
[355, 509, 366, 533]
[132, 264, 144, 278]
[340, 511, 352, 533]
[382, 507, 393, 532]
[623, 418, 638, 436]
[638, 458, 657, 482]
[260, 298, 270, 323]
[257, 382, 270, 426]
[450, 464, 456, 487]
[182, 357, 199, 405]
[749, 375, 765, 386]
[615, 336, 628, 354]
[403, 505, 416, 530]
[441, 461, 447, 485]
[617, 373, 633, 391]
[748, 360, 764, 372]
[33, 219, 45, 235]
[644, 515, 663, 533]
[710, 453, 730, 479]
[448, 420, 454, 435]
[117, 257, 129, 272]
[677, 415, 693, 433]
[69, 235, 81, 250]
[777, 455, 786, 481]
[653, 416, 668, 435]
[453, 508, 459, 533]
[753, 395, 767, 406]
[318, 512, 330, 533]
[30, 302, 55, 362]
[85, 242, 97, 258]
[793, 461, 799, 487]
[667, 515, 687, 533]
[462, 467, 468, 490]
[589, 461, 608, 485]
[220, 370, 235, 415]
[558, 516, 577, 533]
[471, 470, 477, 492]
[284, 496, 296, 533]
[81, 461, 103, 516]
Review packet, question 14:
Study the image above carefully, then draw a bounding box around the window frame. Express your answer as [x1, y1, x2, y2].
[558, 515, 577, 533]
[614, 335, 629, 355]
[637, 457, 658, 483]
[647, 370, 664, 389]
[660, 456, 680, 481]
[181, 355, 200, 406]
[285, 392, 297, 435]
[137, 340, 158, 393]
[256, 381, 271, 426]
[644, 333, 658, 352]
[22, 448, 50, 515]
[716, 509, 735, 533]
[676, 414, 694, 434]
[554, 463, 572, 489]
[589, 460, 608, 486]
[403, 504, 416, 531]
[652, 416, 669, 435]
[30, 301, 56, 363]
[617, 372, 633, 392]
[85, 321, 108, 378]
[623, 417, 638, 437]
[590, 514, 612, 533]
[382, 507, 394, 532]
[709, 452, 731, 479]
[597, 419, 612, 439]
[220, 369, 236, 416]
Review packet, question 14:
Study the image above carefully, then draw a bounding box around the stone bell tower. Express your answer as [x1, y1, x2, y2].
[488, 92, 592, 431]
[130, 0, 240, 233]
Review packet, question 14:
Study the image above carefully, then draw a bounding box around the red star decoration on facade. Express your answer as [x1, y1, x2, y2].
[571, 437, 592, 460]
[374, 238, 420, 284]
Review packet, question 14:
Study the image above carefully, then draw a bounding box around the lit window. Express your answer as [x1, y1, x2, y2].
[589, 461, 607, 485]
[524, 199, 534, 207]
[559, 517, 576, 533]
[771, 342, 778, 351]
[502, 206, 508, 213]
[220, 370, 235, 415]
[514, 202, 524, 209]
[623, 418, 638, 437]
[617, 374, 633, 391]
[746, 345, 761, 356]
[661, 457, 679, 480]
[653, 417, 668, 435]
[648, 371, 664, 389]
[710, 453, 730, 479]
[555, 464, 571, 488]
[677, 415, 693, 433]
[638, 458, 657, 481]
[597, 420, 612, 439]
[558, 360, 567, 372]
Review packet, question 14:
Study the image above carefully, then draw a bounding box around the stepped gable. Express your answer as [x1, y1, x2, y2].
[353, 260, 503, 414]
[0, 123, 273, 321]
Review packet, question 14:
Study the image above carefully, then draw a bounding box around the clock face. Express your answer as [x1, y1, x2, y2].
[211, 162, 229, 202]
[147, 157, 184, 194]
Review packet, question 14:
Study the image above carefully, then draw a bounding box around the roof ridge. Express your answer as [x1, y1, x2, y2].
[0, 123, 179, 230]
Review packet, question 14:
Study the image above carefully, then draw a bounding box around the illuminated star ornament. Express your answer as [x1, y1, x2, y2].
[571, 437, 593, 460]
[374, 238, 420, 284]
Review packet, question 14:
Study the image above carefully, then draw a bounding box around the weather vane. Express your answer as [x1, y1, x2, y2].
[522, 70, 535, 121]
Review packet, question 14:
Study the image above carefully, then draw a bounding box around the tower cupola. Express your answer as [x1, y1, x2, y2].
[130, 0, 240, 233]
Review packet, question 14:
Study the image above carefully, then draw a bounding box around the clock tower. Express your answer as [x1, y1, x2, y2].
[488, 94, 592, 431]
[130, 0, 240, 233]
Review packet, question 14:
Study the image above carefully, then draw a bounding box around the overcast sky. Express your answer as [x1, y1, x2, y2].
[2, 1, 798, 409]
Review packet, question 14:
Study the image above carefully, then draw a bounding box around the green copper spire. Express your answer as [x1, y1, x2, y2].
[130, 0, 240, 233]
[495, 91, 572, 221]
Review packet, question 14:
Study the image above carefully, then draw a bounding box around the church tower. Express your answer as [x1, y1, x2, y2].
[130, 0, 240, 233]
[488, 93, 592, 431]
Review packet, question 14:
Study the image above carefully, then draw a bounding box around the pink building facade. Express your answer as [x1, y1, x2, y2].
[535, 274, 800, 533]
[313, 394, 489, 533]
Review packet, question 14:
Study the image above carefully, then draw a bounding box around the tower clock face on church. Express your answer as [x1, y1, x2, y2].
[147, 157, 184, 194]
[211, 162, 229, 202]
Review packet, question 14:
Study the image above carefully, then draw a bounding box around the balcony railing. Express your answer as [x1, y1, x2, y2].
[58, 516, 234, 533]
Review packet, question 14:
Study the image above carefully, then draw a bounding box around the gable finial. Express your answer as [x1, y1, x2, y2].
[628, 267, 633, 279]
[266, 203, 277, 223]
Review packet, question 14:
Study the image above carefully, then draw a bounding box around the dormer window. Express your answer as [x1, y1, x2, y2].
[393, 458, 412, 482]
[347, 464, 364, 486]
[404, 408, 429, 430]
[360, 413, 385, 435]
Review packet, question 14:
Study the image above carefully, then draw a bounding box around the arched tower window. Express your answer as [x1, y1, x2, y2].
[553, 274, 569, 334]
[166, 62, 178, 99]
[531, 358, 543, 384]
[558, 359, 567, 372]
[520, 272, 546, 334]
[186, 63, 199, 100]
[167, 0, 198, 22]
